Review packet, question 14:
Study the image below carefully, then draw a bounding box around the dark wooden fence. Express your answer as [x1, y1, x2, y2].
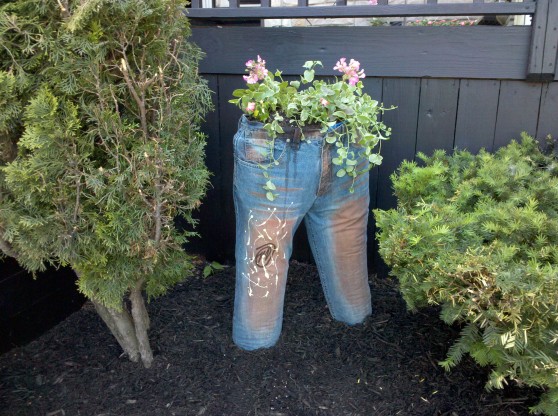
[186, 0, 558, 271]
[0, 259, 84, 353]
[1, 0, 557, 351]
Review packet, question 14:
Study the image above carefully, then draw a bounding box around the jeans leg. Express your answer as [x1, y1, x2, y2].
[232, 190, 303, 350]
[232, 117, 333, 349]
[304, 149, 372, 325]
[232, 131, 317, 349]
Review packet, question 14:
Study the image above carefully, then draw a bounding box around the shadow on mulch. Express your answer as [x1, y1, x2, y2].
[0, 261, 541, 416]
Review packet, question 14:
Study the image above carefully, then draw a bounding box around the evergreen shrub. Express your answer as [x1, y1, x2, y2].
[375, 135, 558, 414]
[0, 0, 211, 367]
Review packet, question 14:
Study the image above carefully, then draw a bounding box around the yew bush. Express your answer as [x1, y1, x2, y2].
[375, 135, 558, 414]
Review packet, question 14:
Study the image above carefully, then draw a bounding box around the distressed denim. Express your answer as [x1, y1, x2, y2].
[232, 115, 372, 350]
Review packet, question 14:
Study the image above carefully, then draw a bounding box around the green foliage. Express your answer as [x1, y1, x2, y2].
[230, 57, 393, 200]
[0, 0, 211, 309]
[408, 18, 477, 26]
[375, 134, 558, 414]
[202, 261, 225, 278]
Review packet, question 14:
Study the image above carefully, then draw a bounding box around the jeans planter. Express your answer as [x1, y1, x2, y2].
[232, 115, 372, 350]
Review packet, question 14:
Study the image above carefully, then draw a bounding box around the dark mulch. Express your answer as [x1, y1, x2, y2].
[0, 261, 541, 416]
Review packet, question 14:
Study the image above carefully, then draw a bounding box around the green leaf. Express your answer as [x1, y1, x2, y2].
[336, 169, 346, 177]
[266, 191, 275, 201]
[303, 70, 314, 83]
[203, 265, 212, 278]
[369, 154, 383, 165]
[210, 261, 224, 270]
[326, 136, 337, 144]
[290, 81, 300, 89]
[265, 180, 276, 190]
[232, 89, 247, 97]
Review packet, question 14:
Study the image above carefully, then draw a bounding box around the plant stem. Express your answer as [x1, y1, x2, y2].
[92, 299, 140, 363]
[129, 279, 153, 368]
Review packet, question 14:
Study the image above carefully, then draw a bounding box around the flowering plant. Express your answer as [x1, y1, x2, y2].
[230, 56, 393, 200]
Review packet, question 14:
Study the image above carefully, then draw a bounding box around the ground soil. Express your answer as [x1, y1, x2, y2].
[0, 261, 541, 416]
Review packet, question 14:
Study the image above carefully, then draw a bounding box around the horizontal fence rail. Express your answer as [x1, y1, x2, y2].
[187, 2, 536, 19]
[189, 0, 558, 81]
[192, 26, 533, 79]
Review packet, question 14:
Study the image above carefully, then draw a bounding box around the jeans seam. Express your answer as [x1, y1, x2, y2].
[316, 142, 325, 197]
[305, 219, 340, 322]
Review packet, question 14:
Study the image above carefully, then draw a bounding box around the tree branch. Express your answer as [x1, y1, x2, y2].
[119, 57, 148, 137]
[0, 232, 18, 259]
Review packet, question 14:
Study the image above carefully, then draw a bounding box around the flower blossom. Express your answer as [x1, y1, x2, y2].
[320, 98, 329, 106]
[369, 0, 378, 5]
[333, 57, 366, 86]
[246, 102, 256, 112]
[243, 55, 269, 84]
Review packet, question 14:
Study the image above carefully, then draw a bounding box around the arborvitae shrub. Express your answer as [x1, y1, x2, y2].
[375, 134, 558, 415]
[0, 0, 211, 367]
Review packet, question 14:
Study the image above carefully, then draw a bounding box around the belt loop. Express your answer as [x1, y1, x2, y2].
[238, 115, 245, 132]
[293, 128, 302, 150]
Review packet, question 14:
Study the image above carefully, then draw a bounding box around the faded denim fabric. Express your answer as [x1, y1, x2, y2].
[232, 115, 372, 350]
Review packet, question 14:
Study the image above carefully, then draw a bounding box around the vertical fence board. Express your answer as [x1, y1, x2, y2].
[416, 79, 459, 155]
[218, 75, 246, 261]
[455, 79, 500, 153]
[186, 76, 224, 259]
[494, 81, 542, 149]
[377, 78, 421, 210]
[362, 78, 383, 212]
[537, 82, 558, 139]
[371, 78, 421, 274]
[361, 78, 383, 269]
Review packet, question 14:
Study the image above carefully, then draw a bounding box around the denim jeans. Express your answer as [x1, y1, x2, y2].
[232, 115, 372, 350]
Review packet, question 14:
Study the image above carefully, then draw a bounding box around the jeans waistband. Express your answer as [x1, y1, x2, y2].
[239, 115, 344, 143]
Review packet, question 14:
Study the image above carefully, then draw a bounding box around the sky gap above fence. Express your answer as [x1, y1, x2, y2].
[187, 0, 536, 19]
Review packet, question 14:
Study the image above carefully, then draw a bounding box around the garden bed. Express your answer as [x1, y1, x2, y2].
[0, 261, 540, 415]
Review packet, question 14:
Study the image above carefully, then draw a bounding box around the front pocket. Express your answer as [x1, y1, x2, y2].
[238, 128, 287, 168]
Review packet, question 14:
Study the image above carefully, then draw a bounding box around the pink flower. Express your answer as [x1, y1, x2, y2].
[460, 21, 465, 26]
[369, 0, 378, 4]
[334, 57, 365, 85]
[243, 73, 259, 84]
[320, 98, 329, 106]
[243, 55, 268, 85]
[246, 102, 256, 112]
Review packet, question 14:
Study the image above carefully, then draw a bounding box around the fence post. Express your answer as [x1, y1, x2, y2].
[527, 0, 557, 81]
[542, 0, 558, 79]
